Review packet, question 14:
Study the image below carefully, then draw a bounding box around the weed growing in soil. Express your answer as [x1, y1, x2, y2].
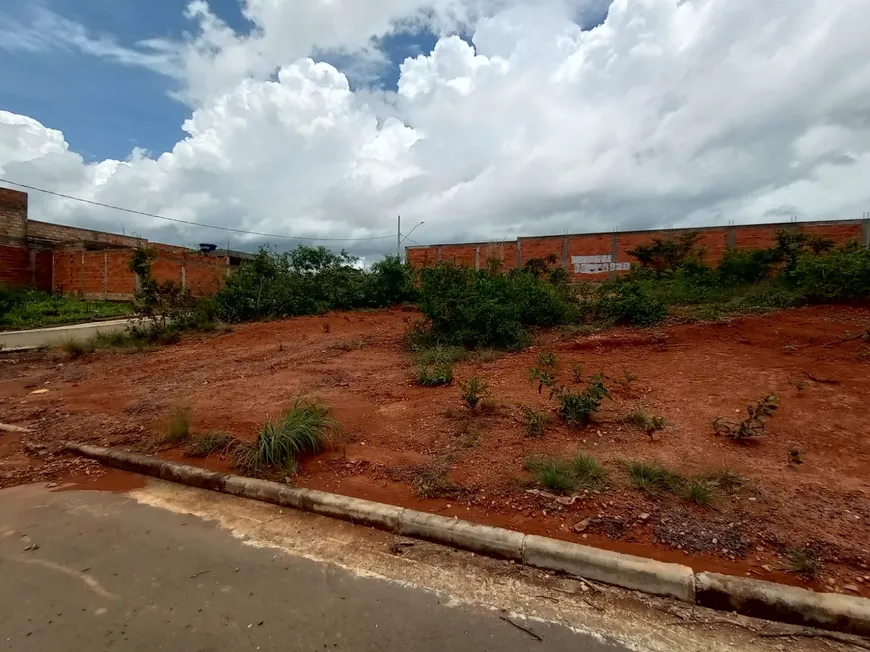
[411, 462, 462, 498]
[164, 408, 192, 443]
[785, 547, 823, 579]
[460, 377, 489, 409]
[456, 422, 481, 449]
[330, 339, 366, 352]
[528, 351, 558, 394]
[416, 362, 454, 386]
[624, 411, 667, 437]
[713, 394, 777, 442]
[185, 431, 233, 458]
[525, 454, 607, 493]
[703, 468, 745, 492]
[234, 398, 339, 474]
[680, 479, 716, 508]
[413, 345, 469, 366]
[60, 339, 96, 357]
[625, 461, 683, 495]
[521, 406, 549, 437]
[789, 447, 804, 465]
[555, 374, 609, 427]
[571, 363, 584, 383]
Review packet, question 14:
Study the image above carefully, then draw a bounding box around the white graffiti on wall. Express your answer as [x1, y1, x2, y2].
[571, 255, 631, 274]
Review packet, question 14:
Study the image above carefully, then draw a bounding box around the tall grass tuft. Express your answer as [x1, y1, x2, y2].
[235, 398, 340, 474]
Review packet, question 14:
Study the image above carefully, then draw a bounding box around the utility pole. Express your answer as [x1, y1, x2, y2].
[397, 215, 401, 261]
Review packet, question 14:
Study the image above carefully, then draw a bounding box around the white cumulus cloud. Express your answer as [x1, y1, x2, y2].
[2, 0, 870, 257]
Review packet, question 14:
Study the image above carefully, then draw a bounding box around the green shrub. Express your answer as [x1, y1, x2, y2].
[627, 232, 702, 276]
[416, 363, 454, 386]
[416, 262, 573, 350]
[214, 247, 417, 322]
[595, 282, 668, 326]
[234, 398, 339, 474]
[460, 377, 489, 409]
[555, 374, 609, 426]
[717, 248, 777, 286]
[788, 247, 870, 301]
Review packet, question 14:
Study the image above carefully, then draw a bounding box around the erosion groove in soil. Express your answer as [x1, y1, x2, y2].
[1, 305, 869, 598]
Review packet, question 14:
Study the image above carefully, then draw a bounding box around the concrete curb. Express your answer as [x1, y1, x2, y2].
[65, 443, 870, 636]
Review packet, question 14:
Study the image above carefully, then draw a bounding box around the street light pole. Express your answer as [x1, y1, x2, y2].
[397, 215, 401, 261]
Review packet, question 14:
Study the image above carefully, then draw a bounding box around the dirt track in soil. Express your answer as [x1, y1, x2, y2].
[1, 306, 869, 596]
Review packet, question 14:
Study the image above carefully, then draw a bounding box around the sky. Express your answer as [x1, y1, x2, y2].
[1, 0, 869, 258]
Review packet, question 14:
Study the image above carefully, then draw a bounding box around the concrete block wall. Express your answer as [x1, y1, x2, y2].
[407, 220, 868, 280]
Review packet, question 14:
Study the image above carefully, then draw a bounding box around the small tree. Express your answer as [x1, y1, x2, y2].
[129, 247, 195, 330]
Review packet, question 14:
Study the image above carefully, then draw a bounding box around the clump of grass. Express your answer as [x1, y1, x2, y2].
[521, 406, 549, 437]
[416, 362, 454, 386]
[525, 454, 607, 493]
[625, 460, 683, 495]
[330, 339, 366, 352]
[680, 478, 716, 508]
[785, 547, 823, 579]
[59, 339, 96, 357]
[413, 345, 469, 366]
[474, 349, 503, 363]
[456, 422, 481, 449]
[703, 468, 745, 492]
[234, 398, 339, 474]
[460, 376, 489, 409]
[164, 407, 192, 444]
[184, 431, 233, 458]
[624, 411, 667, 436]
[411, 462, 461, 498]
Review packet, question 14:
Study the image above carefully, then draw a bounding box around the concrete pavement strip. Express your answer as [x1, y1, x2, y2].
[65, 442, 870, 637]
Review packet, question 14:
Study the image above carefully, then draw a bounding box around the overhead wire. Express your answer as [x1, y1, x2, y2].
[0, 178, 397, 242]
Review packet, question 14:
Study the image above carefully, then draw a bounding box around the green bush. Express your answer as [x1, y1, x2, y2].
[788, 247, 870, 301]
[416, 363, 454, 386]
[214, 247, 417, 322]
[416, 262, 572, 350]
[717, 248, 777, 286]
[595, 282, 667, 326]
[555, 374, 609, 426]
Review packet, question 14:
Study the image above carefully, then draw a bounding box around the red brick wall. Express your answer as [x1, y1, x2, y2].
[407, 220, 868, 280]
[28, 220, 144, 248]
[0, 245, 30, 287]
[34, 251, 52, 292]
[50, 248, 225, 299]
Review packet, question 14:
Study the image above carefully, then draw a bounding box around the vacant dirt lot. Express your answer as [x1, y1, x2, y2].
[2, 306, 869, 595]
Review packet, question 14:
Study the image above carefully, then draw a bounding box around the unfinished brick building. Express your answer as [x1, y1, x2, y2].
[1, 188, 248, 299]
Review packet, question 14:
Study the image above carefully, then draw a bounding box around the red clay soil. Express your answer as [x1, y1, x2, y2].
[1, 306, 869, 596]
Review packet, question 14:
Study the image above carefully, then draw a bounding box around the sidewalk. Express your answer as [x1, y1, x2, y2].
[0, 318, 136, 352]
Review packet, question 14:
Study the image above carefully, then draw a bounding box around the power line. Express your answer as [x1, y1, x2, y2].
[0, 178, 397, 242]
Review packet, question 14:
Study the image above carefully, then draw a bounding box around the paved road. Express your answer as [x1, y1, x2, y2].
[0, 484, 628, 652]
[0, 319, 135, 352]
